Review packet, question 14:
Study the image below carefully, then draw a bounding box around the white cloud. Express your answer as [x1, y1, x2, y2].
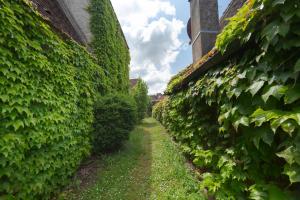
[111, 0, 184, 94]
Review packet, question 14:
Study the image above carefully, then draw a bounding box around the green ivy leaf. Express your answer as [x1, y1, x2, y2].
[280, 11, 293, 22]
[283, 164, 300, 183]
[262, 85, 288, 102]
[12, 120, 24, 131]
[252, 127, 274, 149]
[0, 94, 9, 102]
[261, 21, 280, 42]
[270, 117, 286, 133]
[278, 22, 290, 37]
[277, 146, 294, 165]
[249, 184, 268, 200]
[294, 59, 300, 72]
[248, 81, 265, 96]
[280, 120, 296, 136]
[233, 116, 249, 131]
[251, 108, 281, 127]
[284, 85, 300, 104]
[272, 0, 286, 6]
[268, 185, 288, 200]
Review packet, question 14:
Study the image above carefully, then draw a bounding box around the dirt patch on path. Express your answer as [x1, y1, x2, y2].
[73, 155, 103, 188]
[57, 155, 103, 199]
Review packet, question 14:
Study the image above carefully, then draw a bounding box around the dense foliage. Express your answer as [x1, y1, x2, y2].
[92, 94, 137, 152]
[89, 0, 130, 93]
[0, 0, 110, 199]
[154, 0, 300, 199]
[132, 78, 149, 122]
[152, 97, 168, 125]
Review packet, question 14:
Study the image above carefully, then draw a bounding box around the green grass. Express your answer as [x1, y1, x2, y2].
[62, 118, 204, 200]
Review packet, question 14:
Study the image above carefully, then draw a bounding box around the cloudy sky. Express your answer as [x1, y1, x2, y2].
[111, 0, 231, 94]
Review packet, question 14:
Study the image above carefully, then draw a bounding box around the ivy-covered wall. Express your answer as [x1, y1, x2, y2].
[154, 0, 300, 199]
[0, 0, 108, 199]
[89, 0, 130, 93]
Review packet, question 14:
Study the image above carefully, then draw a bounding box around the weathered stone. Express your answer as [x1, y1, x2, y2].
[30, 0, 84, 44]
[189, 0, 219, 62]
[58, 0, 92, 44]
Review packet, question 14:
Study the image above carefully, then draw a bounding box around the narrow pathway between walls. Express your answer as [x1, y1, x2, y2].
[61, 118, 204, 200]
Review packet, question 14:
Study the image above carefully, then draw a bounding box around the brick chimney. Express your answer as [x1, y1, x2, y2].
[189, 0, 219, 62]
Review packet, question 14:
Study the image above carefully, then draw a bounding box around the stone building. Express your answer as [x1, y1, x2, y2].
[167, 0, 247, 94]
[30, 0, 126, 47]
[150, 93, 165, 105]
[187, 0, 246, 62]
[130, 79, 139, 89]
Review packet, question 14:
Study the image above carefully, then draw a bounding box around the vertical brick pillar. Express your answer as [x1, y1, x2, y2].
[189, 0, 219, 62]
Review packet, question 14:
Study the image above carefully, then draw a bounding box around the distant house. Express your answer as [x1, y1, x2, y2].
[150, 93, 165, 105]
[130, 79, 139, 89]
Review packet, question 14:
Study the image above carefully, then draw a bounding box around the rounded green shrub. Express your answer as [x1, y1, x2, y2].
[92, 94, 137, 152]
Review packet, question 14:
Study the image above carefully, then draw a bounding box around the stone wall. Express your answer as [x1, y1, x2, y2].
[189, 0, 219, 63]
[59, 0, 92, 44]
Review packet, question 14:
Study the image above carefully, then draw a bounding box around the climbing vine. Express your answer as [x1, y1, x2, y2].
[0, 0, 108, 199]
[154, 0, 300, 199]
[89, 0, 130, 93]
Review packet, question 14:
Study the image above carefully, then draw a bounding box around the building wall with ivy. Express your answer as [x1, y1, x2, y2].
[154, 0, 300, 199]
[89, 0, 130, 93]
[0, 0, 110, 199]
[30, 0, 130, 93]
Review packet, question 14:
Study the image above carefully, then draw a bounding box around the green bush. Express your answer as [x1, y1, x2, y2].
[0, 0, 109, 199]
[92, 94, 137, 152]
[155, 0, 300, 199]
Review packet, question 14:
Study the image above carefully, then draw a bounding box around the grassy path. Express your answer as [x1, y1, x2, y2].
[63, 118, 204, 200]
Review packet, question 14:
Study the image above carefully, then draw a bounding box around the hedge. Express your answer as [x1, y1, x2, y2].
[154, 0, 300, 199]
[0, 0, 108, 199]
[92, 94, 137, 152]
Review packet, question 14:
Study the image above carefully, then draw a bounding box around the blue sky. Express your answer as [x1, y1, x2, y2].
[111, 0, 231, 94]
